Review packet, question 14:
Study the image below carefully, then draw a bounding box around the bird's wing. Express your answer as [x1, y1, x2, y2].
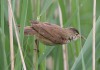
[31, 22, 68, 44]
[44, 22, 68, 39]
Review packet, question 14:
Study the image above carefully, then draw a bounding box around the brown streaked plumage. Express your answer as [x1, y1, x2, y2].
[24, 21, 81, 45]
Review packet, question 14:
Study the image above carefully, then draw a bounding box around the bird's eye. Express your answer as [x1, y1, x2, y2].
[68, 37, 71, 41]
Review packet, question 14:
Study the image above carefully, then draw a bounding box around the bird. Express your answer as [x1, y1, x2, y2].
[24, 21, 81, 45]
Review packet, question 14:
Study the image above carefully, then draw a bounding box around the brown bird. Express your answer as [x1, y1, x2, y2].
[24, 21, 81, 45]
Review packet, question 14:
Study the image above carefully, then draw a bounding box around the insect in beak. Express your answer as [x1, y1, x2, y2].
[77, 34, 86, 40]
[81, 35, 86, 40]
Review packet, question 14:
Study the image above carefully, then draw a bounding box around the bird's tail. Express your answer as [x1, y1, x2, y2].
[24, 26, 36, 35]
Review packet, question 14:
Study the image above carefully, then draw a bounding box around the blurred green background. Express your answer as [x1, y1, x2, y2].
[0, 0, 100, 70]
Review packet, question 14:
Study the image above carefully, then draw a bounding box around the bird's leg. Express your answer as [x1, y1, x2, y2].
[34, 39, 39, 52]
[33, 39, 39, 70]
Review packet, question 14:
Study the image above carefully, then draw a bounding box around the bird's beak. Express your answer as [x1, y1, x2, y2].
[77, 34, 81, 38]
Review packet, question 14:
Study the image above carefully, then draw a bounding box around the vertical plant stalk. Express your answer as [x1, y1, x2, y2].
[58, 5, 69, 70]
[1, 0, 5, 47]
[92, 0, 96, 70]
[38, 4, 46, 70]
[33, 0, 40, 70]
[76, 0, 86, 69]
[8, 0, 26, 70]
[76, 0, 81, 53]
[8, 0, 14, 70]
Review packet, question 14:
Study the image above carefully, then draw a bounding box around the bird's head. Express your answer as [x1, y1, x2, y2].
[65, 27, 81, 41]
